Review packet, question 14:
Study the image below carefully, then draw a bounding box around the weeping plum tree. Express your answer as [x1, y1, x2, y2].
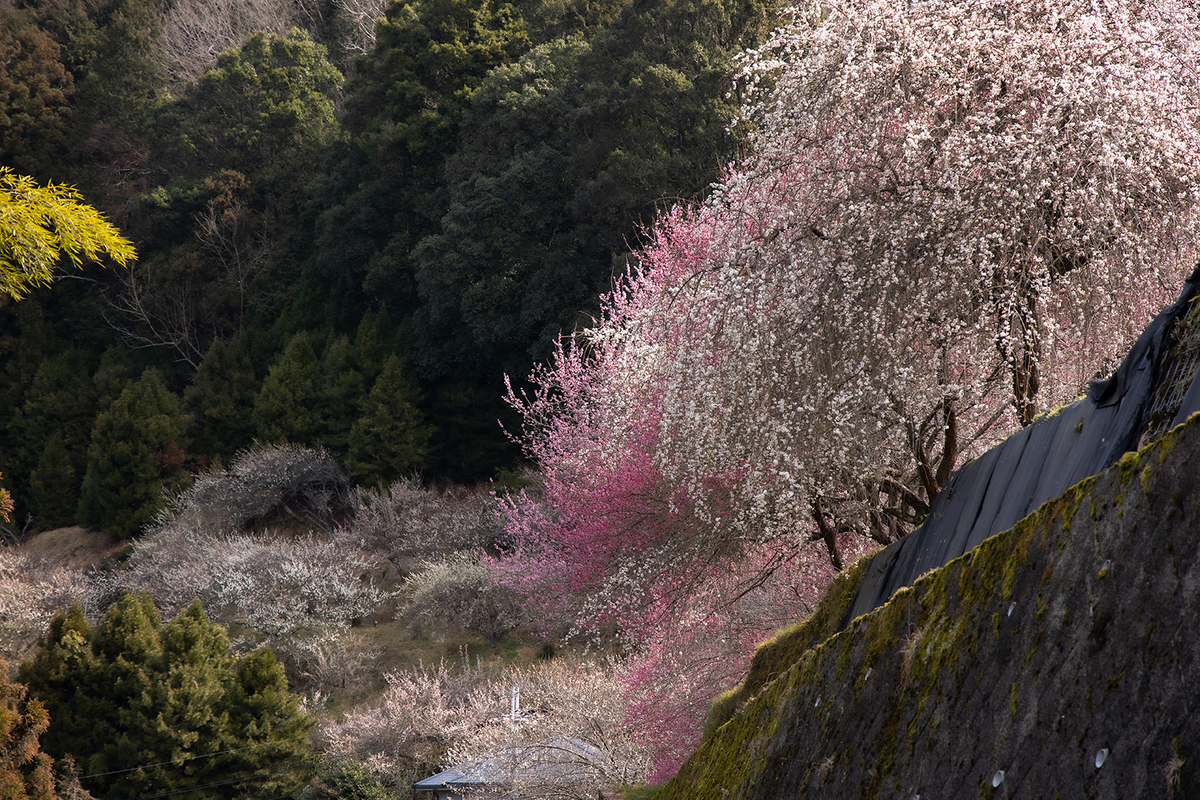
[671, 0, 1200, 552]
[497, 0, 1200, 778]
[505, 0, 1200, 591]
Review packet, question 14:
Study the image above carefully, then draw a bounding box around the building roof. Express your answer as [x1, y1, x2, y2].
[413, 737, 613, 794]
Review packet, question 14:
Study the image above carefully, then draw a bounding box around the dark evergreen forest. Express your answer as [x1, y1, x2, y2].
[0, 0, 775, 537]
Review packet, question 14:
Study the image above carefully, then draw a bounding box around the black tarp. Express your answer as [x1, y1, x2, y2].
[842, 267, 1200, 625]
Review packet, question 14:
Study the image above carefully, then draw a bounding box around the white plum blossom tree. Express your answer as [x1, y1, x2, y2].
[0, 551, 89, 658]
[498, 0, 1200, 778]
[97, 444, 391, 645]
[402, 551, 528, 645]
[505, 0, 1200, 579]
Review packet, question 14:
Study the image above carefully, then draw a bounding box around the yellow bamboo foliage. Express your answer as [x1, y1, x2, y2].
[0, 166, 135, 300]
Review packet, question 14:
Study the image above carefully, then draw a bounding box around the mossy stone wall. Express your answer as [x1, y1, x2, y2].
[659, 414, 1200, 800]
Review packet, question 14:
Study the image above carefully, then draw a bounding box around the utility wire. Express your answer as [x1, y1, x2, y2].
[79, 733, 311, 780]
[117, 765, 300, 800]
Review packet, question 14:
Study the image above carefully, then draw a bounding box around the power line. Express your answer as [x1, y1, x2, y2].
[117, 765, 301, 800]
[80, 734, 311, 780]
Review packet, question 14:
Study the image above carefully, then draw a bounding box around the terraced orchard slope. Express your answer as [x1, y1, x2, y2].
[660, 413, 1200, 800]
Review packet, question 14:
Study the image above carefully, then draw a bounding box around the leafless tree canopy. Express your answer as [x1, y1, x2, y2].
[330, 0, 390, 57]
[157, 0, 316, 82]
[343, 478, 503, 559]
[156, 0, 390, 80]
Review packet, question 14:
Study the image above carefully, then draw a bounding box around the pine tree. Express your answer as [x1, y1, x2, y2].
[21, 596, 314, 800]
[28, 432, 76, 529]
[76, 369, 192, 538]
[346, 354, 430, 486]
[253, 331, 319, 443]
[185, 337, 258, 464]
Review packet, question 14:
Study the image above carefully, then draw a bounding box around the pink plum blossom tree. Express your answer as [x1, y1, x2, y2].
[498, 0, 1200, 780]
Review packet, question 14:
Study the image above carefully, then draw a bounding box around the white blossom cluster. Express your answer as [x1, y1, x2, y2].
[583, 0, 1200, 562]
[95, 443, 387, 640]
[102, 528, 391, 639]
[157, 442, 348, 535]
[342, 478, 502, 558]
[0, 550, 89, 657]
[402, 550, 527, 645]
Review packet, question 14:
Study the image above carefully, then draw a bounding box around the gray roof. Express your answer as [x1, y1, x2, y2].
[413, 737, 612, 793]
[412, 758, 510, 791]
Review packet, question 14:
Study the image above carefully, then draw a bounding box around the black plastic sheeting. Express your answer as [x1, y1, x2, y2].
[842, 266, 1200, 626]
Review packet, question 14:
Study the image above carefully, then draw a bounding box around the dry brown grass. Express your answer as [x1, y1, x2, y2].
[15, 526, 121, 569]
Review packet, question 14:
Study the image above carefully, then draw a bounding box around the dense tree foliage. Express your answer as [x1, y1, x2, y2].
[20, 595, 314, 800]
[76, 369, 191, 538]
[165, 28, 342, 178]
[323, 0, 534, 312]
[346, 354, 431, 485]
[413, 0, 770, 373]
[0, 0, 775, 516]
[0, 12, 74, 177]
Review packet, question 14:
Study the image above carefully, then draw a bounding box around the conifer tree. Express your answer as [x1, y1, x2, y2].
[17, 606, 105, 766]
[6, 350, 95, 523]
[76, 369, 192, 538]
[353, 308, 392, 386]
[0, 303, 56, 500]
[118, 601, 237, 800]
[28, 432, 76, 528]
[185, 337, 258, 464]
[253, 331, 319, 443]
[0, 659, 58, 800]
[224, 647, 314, 796]
[21, 595, 314, 800]
[90, 347, 133, 414]
[346, 354, 430, 486]
[16, 349, 95, 465]
[315, 334, 366, 461]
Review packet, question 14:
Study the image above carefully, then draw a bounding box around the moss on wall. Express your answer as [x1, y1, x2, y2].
[656, 412, 1200, 800]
